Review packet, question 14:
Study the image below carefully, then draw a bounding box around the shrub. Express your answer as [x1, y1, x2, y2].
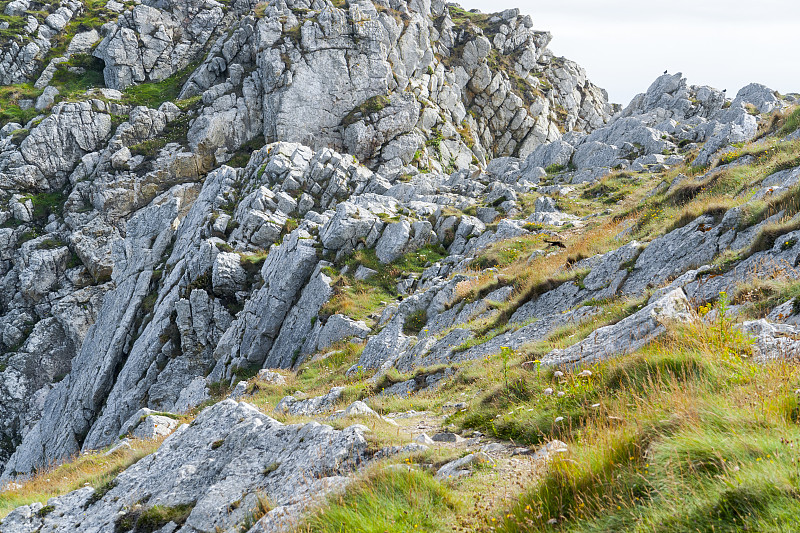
[402, 309, 427, 335]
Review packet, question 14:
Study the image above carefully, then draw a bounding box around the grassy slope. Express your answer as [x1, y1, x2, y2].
[0, 439, 162, 517]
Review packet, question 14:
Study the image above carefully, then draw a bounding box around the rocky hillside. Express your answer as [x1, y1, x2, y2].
[0, 0, 798, 530]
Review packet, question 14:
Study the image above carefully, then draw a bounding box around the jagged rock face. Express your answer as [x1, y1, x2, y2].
[0, 400, 370, 533]
[0, 0, 84, 85]
[171, 0, 611, 174]
[483, 72, 785, 186]
[542, 288, 695, 366]
[93, 0, 228, 90]
[0, 0, 613, 478]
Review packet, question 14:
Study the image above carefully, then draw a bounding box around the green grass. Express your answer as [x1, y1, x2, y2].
[46, 0, 117, 58]
[626, 138, 800, 240]
[115, 503, 194, 533]
[342, 95, 391, 127]
[0, 84, 42, 127]
[470, 233, 546, 269]
[129, 114, 192, 157]
[778, 107, 800, 136]
[732, 276, 800, 319]
[403, 309, 428, 335]
[123, 62, 199, 109]
[298, 468, 461, 533]
[244, 341, 366, 412]
[226, 135, 266, 167]
[321, 245, 447, 323]
[581, 173, 639, 205]
[481, 306, 800, 533]
[20, 191, 66, 223]
[50, 54, 106, 97]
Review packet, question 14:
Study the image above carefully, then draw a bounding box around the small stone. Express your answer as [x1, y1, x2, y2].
[110, 147, 131, 170]
[229, 381, 248, 400]
[481, 442, 506, 453]
[431, 432, 464, 443]
[443, 401, 467, 412]
[256, 369, 287, 385]
[413, 433, 436, 446]
[34, 85, 59, 111]
[435, 451, 494, 479]
[212, 213, 230, 235]
[354, 265, 378, 281]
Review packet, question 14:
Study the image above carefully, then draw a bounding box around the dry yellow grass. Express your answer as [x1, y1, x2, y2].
[0, 438, 163, 518]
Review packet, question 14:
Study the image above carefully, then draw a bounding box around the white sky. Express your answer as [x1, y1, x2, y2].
[457, 0, 800, 106]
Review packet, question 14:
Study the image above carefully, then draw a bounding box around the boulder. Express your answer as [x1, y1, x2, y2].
[273, 387, 345, 417]
[436, 452, 494, 479]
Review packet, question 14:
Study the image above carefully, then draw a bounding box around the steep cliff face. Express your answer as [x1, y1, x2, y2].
[92, 0, 613, 175]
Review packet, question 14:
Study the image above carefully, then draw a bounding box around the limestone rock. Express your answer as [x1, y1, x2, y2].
[543, 289, 694, 366]
[274, 387, 345, 417]
[0, 401, 368, 533]
[741, 320, 800, 363]
[436, 451, 493, 480]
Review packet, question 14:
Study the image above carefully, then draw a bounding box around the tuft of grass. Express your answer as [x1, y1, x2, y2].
[341, 95, 391, 127]
[22, 191, 67, 223]
[297, 468, 461, 533]
[484, 302, 800, 533]
[239, 492, 272, 532]
[115, 503, 194, 533]
[470, 233, 546, 270]
[625, 138, 800, 241]
[403, 309, 427, 335]
[778, 107, 800, 136]
[123, 62, 199, 109]
[50, 54, 106, 97]
[0, 83, 41, 127]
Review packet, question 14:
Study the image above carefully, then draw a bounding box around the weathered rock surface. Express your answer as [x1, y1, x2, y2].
[542, 289, 694, 366]
[0, 400, 369, 533]
[741, 320, 800, 363]
[274, 387, 345, 417]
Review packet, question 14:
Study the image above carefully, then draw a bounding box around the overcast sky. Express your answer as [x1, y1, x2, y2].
[458, 0, 800, 106]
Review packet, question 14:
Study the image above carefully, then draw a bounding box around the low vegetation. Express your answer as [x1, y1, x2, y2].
[123, 62, 199, 109]
[115, 503, 194, 533]
[0, 439, 162, 518]
[491, 309, 800, 532]
[298, 468, 461, 532]
[320, 245, 447, 323]
[50, 54, 106, 98]
[0, 84, 41, 127]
